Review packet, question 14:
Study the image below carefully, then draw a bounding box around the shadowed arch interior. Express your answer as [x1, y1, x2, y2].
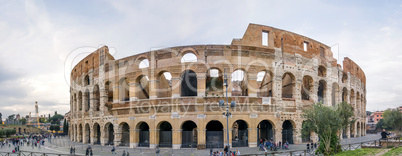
[181, 70, 197, 96]
[181, 121, 198, 148]
[206, 120, 224, 148]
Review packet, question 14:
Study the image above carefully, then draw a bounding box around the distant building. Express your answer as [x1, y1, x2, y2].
[372, 111, 383, 123]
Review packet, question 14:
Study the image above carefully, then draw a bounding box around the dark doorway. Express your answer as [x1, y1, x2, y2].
[232, 120, 248, 147]
[138, 122, 150, 147]
[107, 123, 114, 145]
[181, 70, 197, 96]
[257, 120, 274, 143]
[206, 120, 224, 148]
[282, 120, 293, 144]
[159, 121, 172, 147]
[94, 124, 101, 144]
[121, 123, 130, 146]
[182, 121, 197, 148]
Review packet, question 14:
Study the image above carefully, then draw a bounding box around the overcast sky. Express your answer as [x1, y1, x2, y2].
[0, 0, 401, 118]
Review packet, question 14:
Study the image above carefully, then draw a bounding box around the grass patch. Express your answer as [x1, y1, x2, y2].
[383, 147, 402, 156]
[335, 148, 382, 156]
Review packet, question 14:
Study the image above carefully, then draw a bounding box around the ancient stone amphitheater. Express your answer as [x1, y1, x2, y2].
[69, 24, 367, 149]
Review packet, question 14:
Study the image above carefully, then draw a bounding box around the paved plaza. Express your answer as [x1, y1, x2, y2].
[0, 133, 383, 156]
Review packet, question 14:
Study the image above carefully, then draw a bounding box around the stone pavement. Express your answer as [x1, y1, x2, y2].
[0, 133, 383, 156]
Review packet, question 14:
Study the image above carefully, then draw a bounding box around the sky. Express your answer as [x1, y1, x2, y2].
[0, 0, 401, 118]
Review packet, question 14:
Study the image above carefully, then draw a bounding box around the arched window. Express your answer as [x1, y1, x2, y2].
[231, 70, 247, 96]
[342, 72, 348, 83]
[105, 81, 113, 102]
[84, 89, 90, 112]
[282, 73, 294, 98]
[157, 72, 172, 98]
[257, 71, 273, 97]
[318, 66, 326, 77]
[181, 70, 197, 96]
[93, 85, 100, 111]
[78, 92, 82, 111]
[119, 78, 129, 101]
[139, 59, 149, 69]
[342, 87, 348, 102]
[181, 53, 197, 63]
[206, 69, 223, 96]
[301, 76, 313, 100]
[317, 80, 326, 103]
[137, 75, 149, 99]
[84, 75, 90, 86]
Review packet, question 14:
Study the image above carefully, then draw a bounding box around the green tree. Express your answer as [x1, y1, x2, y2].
[302, 102, 355, 155]
[19, 118, 27, 125]
[382, 109, 402, 134]
[49, 114, 64, 125]
[8, 114, 15, 121]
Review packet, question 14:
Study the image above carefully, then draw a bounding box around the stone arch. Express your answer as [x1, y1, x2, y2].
[84, 75, 90, 86]
[93, 85, 100, 111]
[342, 72, 348, 83]
[180, 48, 199, 57]
[206, 68, 223, 96]
[342, 87, 348, 102]
[181, 120, 198, 148]
[302, 75, 314, 100]
[136, 121, 150, 147]
[232, 120, 249, 147]
[156, 71, 172, 98]
[257, 70, 273, 97]
[332, 83, 340, 106]
[104, 122, 114, 145]
[356, 92, 361, 113]
[318, 65, 327, 77]
[105, 81, 113, 102]
[84, 123, 91, 144]
[157, 121, 172, 147]
[317, 80, 326, 104]
[138, 58, 149, 69]
[206, 120, 224, 148]
[119, 77, 129, 101]
[231, 69, 248, 96]
[93, 123, 101, 144]
[136, 75, 150, 99]
[84, 89, 90, 112]
[78, 124, 83, 142]
[119, 122, 130, 146]
[181, 70, 197, 96]
[181, 52, 198, 63]
[257, 120, 275, 142]
[350, 89, 355, 108]
[78, 91, 83, 111]
[282, 120, 295, 144]
[282, 72, 295, 98]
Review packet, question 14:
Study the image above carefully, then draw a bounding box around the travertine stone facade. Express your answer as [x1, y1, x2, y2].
[69, 24, 367, 149]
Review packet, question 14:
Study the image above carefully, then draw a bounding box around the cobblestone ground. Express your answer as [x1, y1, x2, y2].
[0, 133, 383, 156]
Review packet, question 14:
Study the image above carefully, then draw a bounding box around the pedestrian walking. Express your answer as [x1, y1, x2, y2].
[155, 145, 161, 156]
[111, 146, 116, 155]
[122, 150, 126, 156]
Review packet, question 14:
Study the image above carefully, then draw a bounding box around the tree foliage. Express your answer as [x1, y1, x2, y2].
[0, 128, 16, 137]
[302, 102, 355, 155]
[49, 114, 64, 125]
[382, 109, 402, 134]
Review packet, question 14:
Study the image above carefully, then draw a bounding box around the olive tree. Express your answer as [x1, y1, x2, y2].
[382, 109, 402, 134]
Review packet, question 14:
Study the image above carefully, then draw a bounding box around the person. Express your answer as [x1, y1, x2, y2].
[381, 129, 390, 139]
[122, 150, 126, 156]
[155, 145, 161, 156]
[314, 142, 317, 149]
[126, 152, 129, 156]
[311, 142, 314, 149]
[210, 148, 213, 156]
[279, 141, 281, 149]
[70, 146, 73, 155]
[236, 150, 240, 155]
[306, 142, 310, 152]
[224, 146, 228, 155]
[86, 148, 89, 156]
[111, 146, 116, 155]
[90, 149, 93, 156]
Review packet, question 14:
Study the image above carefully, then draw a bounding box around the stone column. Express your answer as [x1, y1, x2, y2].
[347, 125, 351, 139]
[150, 129, 159, 148]
[173, 129, 182, 149]
[148, 78, 158, 99]
[198, 129, 206, 149]
[171, 77, 181, 98]
[132, 129, 139, 148]
[248, 128, 257, 147]
[114, 125, 122, 146]
[197, 73, 206, 97]
[90, 125, 95, 145]
[275, 127, 282, 144]
[293, 127, 301, 144]
[113, 81, 119, 103]
[247, 74, 258, 97]
[100, 126, 106, 146]
[129, 82, 138, 101]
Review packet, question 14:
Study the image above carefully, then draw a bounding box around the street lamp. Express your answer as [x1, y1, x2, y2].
[219, 68, 236, 151]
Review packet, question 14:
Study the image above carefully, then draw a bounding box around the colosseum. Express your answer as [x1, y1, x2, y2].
[69, 23, 367, 149]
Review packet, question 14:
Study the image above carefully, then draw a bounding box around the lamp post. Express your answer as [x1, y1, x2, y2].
[219, 68, 236, 152]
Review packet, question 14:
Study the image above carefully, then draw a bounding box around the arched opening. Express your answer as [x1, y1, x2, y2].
[332, 83, 339, 106]
[206, 69, 223, 96]
[120, 123, 130, 146]
[105, 123, 114, 145]
[157, 72, 172, 98]
[181, 70, 197, 96]
[356, 93, 361, 114]
[158, 121, 172, 147]
[93, 123, 101, 144]
[93, 85, 100, 111]
[317, 80, 326, 104]
[350, 123, 355, 138]
[78, 92, 83, 111]
[119, 78, 129, 101]
[357, 122, 361, 137]
[301, 121, 311, 143]
[84, 75, 90, 86]
[301, 76, 313, 100]
[257, 120, 274, 143]
[342, 72, 348, 83]
[78, 124, 83, 142]
[137, 75, 150, 99]
[257, 71, 273, 97]
[84, 123, 90, 143]
[342, 87, 348, 102]
[231, 70, 248, 96]
[138, 122, 150, 147]
[206, 120, 224, 148]
[18, 128, 21, 134]
[318, 66, 326, 77]
[350, 89, 355, 108]
[282, 73, 295, 98]
[181, 121, 197, 148]
[282, 120, 294, 144]
[105, 81, 113, 102]
[232, 120, 248, 147]
[139, 59, 149, 69]
[181, 53, 197, 63]
[84, 89, 90, 112]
